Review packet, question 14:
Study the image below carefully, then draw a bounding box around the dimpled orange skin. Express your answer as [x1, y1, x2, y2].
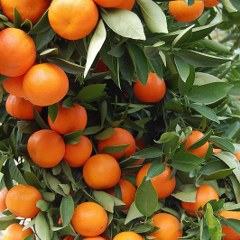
[3, 75, 25, 98]
[64, 135, 92, 167]
[6, 184, 42, 218]
[169, 0, 204, 23]
[133, 73, 166, 103]
[219, 211, 240, 240]
[136, 164, 176, 199]
[98, 128, 136, 159]
[0, 28, 36, 77]
[93, 0, 124, 8]
[83, 154, 121, 189]
[71, 202, 108, 237]
[1, 0, 51, 24]
[6, 94, 42, 120]
[27, 129, 65, 168]
[48, 103, 87, 135]
[149, 213, 183, 240]
[184, 130, 209, 158]
[116, 0, 135, 10]
[204, 0, 219, 7]
[0, 188, 8, 212]
[181, 185, 219, 217]
[48, 0, 99, 40]
[113, 232, 143, 240]
[23, 63, 69, 107]
[2, 223, 34, 240]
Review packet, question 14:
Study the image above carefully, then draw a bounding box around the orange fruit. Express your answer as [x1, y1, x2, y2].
[133, 73, 166, 103]
[93, 0, 124, 8]
[1, 0, 51, 24]
[113, 232, 143, 240]
[98, 128, 136, 159]
[0, 188, 8, 212]
[116, 0, 135, 10]
[204, 0, 219, 7]
[219, 211, 240, 240]
[83, 154, 121, 189]
[5, 94, 42, 120]
[149, 213, 182, 239]
[48, 103, 87, 135]
[184, 130, 209, 158]
[2, 223, 34, 240]
[234, 152, 240, 160]
[48, 0, 99, 40]
[64, 135, 92, 167]
[71, 202, 108, 237]
[169, 0, 204, 22]
[136, 164, 176, 199]
[213, 148, 222, 153]
[6, 184, 42, 218]
[63, 237, 75, 240]
[23, 63, 69, 107]
[181, 184, 219, 217]
[2, 75, 25, 98]
[27, 129, 65, 168]
[0, 28, 36, 77]
[83, 237, 106, 240]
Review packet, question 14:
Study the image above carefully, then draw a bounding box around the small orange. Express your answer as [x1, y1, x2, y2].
[98, 128, 136, 159]
[1, 0, 51, 24]
[71, 202, 108, 237]
[27, 129, 65, 168]
[6, 184, 42, 218]
[23, 63, 69, 107]
[48, 103, 87, 135]
[93, 0, 124, 8]
[116, 0, 135, 10]
[0, 188, 8, 212]
[2, 223, 34, 240]
[234, 152, 240, 161]
[204, 0, 219, 7]
[184, 130, 209, 158]
[83, 154, 121, 189]
[181, 184, 219, 217]
[48, 0, 99, 40]
[136, 163, 176, 199]
[64, 135, 92, 167]
[0, 28, 36, 77]
[5, 94, 42, 120]
[149, 213, 182, 239]
[83, 237, 106, 240]
[2, 75, 25, 98]
[133, 73, 166, 103]
[113, 232, 143, 240]
[169, 0, 204, 22]
[219, 211, 240, 240]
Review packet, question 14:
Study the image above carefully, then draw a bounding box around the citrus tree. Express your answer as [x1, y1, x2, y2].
[0, 0, 240, 239]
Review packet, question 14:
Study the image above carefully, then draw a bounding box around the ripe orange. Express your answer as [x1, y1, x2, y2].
[204, 0, 219, 7]
[184, 130, 209, 158]
[93, 0, 124, 8]
[219, 211, 240, 240]
[48, 103, 87, 135]
[71, 202, 108, 237]
[2, 75, 25, 98]
[83, 154, 121, 189]
[0, 188, 8, 212]
[83, 237, 106, 240]
[116, 0, 135, 10]
[1, 0, 51, 24]
[133, 73, 166, 103]
[2, 223, 34, 240]
[27, 129, 65, 168]
[6, 184, 42, 218]
[0, 28, 36, 77]
[149, 213, 182, 239]
[136, 164, 176, 199]
[5, 94, 42, 120]
[169, 0, 204, 22]
[48, 0, 99, 40]
[98, 128, 136, 159]
[64, 135, 92, 167]
[113, 232, 143, 240]
[181, 184, 219, 217]
[234, 152, 240, 160]
[23, 63, 69, 107]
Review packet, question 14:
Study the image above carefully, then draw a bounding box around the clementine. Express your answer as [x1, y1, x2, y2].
[116, 0, 135, 10]
[2, 75, 25, 98]
[0, 188, 8, 212]
[204, 0, 219, 7]
[113, 232, 143, 240]
[93, 0, 124, 8]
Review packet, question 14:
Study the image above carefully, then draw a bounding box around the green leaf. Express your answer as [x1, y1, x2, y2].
[35, 28, 55, 51]
[40, 48, 58, 57]
[135, 180, 158, 217]
[125, 202, 144, 224]
[187, 130, 211, 150]
[24, 172, 43, 189]
[63, 130, 82, 144]
[13, 8, 22, 28]
[194, 72, 225, 86]
[156, 132, 179, 144]
[35, 212, 51, 240]
[172, 25, 194, 47]
[198, 40, 230, 54]
[204, 168, 234, 181]
[101, 9, 145, 40]
[230, 0, 240, 10]
[137, 0, 168, 33]
[36, 199, 49, 212]
[34, 108, 50, 129]
[84, 20, 107, 78]
[210, 136, 235, 153]
[0, 215, 19, 230]
[172, 184, 197, 202]
[29, 10, 50, 34]
[146, 162, 165, 180]
[175, 56, 190, 82]
[48, 103, 59, 123]
[131, 147, 163, 159]
[101, 144, 129, 154]
[8, 159, 27, 185]
[93, 191, 115, 213]
[60, 195, 74, 226]
[95, 128, 115, 140]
